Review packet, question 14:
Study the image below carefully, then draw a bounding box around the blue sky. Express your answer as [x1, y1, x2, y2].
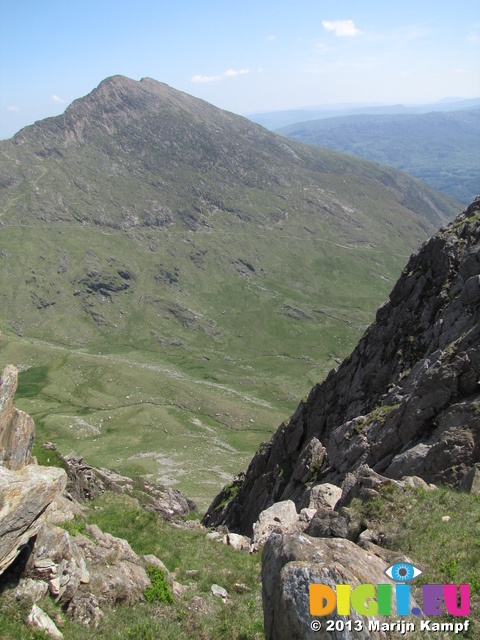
[1, 0, 479, 139]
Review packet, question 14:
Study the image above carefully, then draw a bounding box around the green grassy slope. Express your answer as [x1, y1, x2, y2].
[0, 75, 463, 505]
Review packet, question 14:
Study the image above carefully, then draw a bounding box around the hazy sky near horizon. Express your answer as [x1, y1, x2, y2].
[1, 0, 479, 139]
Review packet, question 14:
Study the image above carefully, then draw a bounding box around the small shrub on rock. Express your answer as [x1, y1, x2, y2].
[143, 566, 174, 605]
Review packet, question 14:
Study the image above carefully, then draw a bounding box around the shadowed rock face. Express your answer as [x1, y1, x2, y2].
[204, 198, 480, 535]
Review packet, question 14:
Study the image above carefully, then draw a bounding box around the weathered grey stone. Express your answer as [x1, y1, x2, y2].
[25, 522, 89, 602]
[262, 534, 396, 640]
[66, 592, 104, 627]
[224, 532, 250, 551]
[64, 451, 196, 520]
[459, 463, 480, 494]
[337, 465, 404, 509]
[402, 475, 431, 490]
[305, 508, 350, 539]
[206, 531, 221, 541]
[0, 365, 35, 470]
[15, 578, 49, 603]
[0, 465, 67, 574]
[308, 483, 342, 510]
[211, 583, 228, 599]
[27, 604, 64, 639]
[250, 500, 299, 552]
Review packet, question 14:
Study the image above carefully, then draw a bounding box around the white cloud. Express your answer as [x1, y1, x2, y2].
[266, 35, 276, 41]
[191, 74, 223, 83]
[7, 105, 20, 111]
[322, 20, 361, 37]
[257, 67, 264, 74]
[224, 68, 249, 77]
[52, 94, 66, 103]
[191, 68, 249, 83]
[454, 68, 469, 75]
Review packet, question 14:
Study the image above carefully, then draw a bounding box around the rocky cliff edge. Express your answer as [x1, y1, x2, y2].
[204, 197, 480, 535]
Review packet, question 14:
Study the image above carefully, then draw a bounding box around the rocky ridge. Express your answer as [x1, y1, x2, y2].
[204, 197, 480, 535]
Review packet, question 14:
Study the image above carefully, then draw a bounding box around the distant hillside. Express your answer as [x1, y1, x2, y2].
[248, 97, 480, 130]
[0, 75, 462, 504]
[277, 109, 480, 203]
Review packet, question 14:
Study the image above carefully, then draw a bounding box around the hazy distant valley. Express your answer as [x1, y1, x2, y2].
[0, 76, 463, 507]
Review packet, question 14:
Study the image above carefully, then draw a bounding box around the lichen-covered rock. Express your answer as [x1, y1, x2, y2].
[308, 483, 342, 511]
[250, 500, 299, 552]
[262, 534, 396, 640]
[0, 465, 67, 574]
[0, 365, 35, 470]
[14, 578, 49, 603]
[25, 522, 89, 602]
[27, 604, 64, 639]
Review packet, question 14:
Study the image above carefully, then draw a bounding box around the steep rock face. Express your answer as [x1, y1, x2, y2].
[0, 465, 67, 574]
[204, 198, 480, 535]
[0, 365, 35, 470]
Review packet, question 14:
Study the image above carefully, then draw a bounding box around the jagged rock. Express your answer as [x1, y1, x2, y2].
[0, 465, 67, 574]
[25, 522, 89, 602]
[305, 508, 351, 539]
[14, 578, 49, 603]
[206, 531, 221, 541]
[64, 452, 196, 520]
[308, 483, 342, 510]
[336, 465, 405, 510]
[459, 463, 480, 494]
[205, 200, 480, 535]
[224, 532, 250, 551]
[262, 533, 395, 640]
[28, 604, 64, 639]
[44, 492, 87, 526]
[0, 365, 35, 470]
[250, 500, 299, 552]
[66, 592, 104, 627]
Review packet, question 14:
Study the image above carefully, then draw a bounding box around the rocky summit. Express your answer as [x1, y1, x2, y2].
[204, 197, 480, 535]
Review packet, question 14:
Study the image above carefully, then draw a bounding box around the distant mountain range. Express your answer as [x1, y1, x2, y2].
[0, 75, 463, 503]
[275, 108, 480, 204]
[248, 97, 480, 130]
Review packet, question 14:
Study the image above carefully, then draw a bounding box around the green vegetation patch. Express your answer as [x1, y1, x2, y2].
[15, 365, 50, 398]
[144, 566, 174, 604]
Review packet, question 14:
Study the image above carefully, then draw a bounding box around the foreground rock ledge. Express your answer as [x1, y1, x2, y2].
[262, 533, 396, 640]
[0, 464, 67, 574]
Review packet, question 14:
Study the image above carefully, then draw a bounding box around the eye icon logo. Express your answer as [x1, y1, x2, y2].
[385, 562, 423, 582]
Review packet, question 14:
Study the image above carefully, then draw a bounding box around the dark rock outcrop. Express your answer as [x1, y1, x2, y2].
[64, 451, 196, 519]
[204, 198, 480, 535]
